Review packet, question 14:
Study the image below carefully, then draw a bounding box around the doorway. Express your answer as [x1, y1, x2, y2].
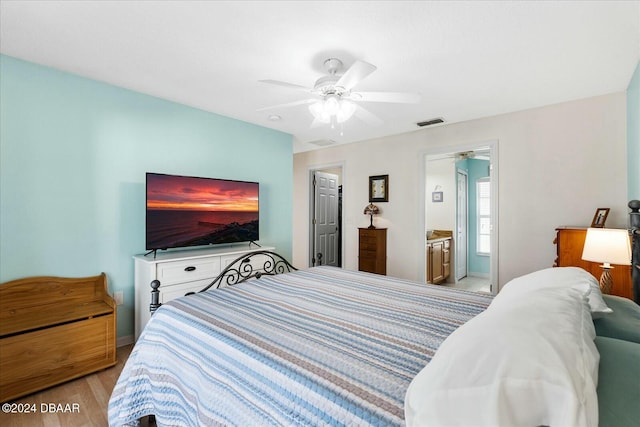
[309, 166, 343, 267]
[422, 141, 498, 294]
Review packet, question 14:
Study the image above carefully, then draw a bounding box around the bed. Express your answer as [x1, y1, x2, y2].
[109, 265, 492, 426]
[110, 202, 640, 427]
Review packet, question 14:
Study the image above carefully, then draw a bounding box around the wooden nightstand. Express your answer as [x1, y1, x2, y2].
[358, 228, 387, 275]
[554, 226, 632, 298]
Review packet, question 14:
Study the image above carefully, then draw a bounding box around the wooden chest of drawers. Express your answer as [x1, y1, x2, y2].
[358, 228, 387, 275]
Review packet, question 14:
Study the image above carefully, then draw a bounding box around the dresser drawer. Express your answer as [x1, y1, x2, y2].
[359, 249, 378, 258]
[358, 258, 378, 273]
[160, 278, 215, 302]
[156, 257, 222, 286]
[221, 252, 269, 271]
[358, 229, 379, 239]
[359, 240, 379, 251]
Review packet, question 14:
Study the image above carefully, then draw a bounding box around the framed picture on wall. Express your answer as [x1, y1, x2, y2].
[369, 175, 388, 202]
[590, 208, 610, 228]
[432, 191, 443, 202]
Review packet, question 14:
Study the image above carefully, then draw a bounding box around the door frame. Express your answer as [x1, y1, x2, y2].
[308, 162, 345, 268]
[420, 140, 499, 294]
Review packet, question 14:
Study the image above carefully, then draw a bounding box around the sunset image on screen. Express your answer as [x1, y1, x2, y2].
[147, 174, 258, 212]
[145, 173, 259, 250]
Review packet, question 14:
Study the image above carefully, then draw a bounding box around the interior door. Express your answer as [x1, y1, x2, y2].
[313, 171, 339, 267]
[456, 169, 468, 281]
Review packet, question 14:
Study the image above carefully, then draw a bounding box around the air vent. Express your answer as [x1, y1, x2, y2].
[417, 118, 445, 127]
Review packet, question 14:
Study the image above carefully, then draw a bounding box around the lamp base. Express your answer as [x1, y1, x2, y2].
[368, 213, 376, 229]
[598, 266, 613, 294]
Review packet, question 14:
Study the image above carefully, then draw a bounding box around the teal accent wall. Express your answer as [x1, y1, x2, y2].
[468, 159, 490, 276]
[456, 158, 490, 276]
[0, 55, 293, 340]
[628, 60, 640, 200]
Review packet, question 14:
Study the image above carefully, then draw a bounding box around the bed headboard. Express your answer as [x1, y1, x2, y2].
[150, 250, 297, 315]
[630, 200, 640, 304]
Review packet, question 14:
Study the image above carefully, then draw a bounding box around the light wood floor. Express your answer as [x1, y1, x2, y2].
[0, 344, 134, 427]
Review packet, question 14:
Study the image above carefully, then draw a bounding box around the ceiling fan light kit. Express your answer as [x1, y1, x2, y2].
[308, 96, 357, 124]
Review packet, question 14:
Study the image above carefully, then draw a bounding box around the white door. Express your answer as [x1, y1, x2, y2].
[313, 171, 339, 267]
[456, 170, 468, 281]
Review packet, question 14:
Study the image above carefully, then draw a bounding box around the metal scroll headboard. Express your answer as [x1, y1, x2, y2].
[630, 200, 640, 304]
[150, 250, 297, 315]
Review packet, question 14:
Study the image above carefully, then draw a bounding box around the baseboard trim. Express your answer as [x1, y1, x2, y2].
[117, 335, 135, 347]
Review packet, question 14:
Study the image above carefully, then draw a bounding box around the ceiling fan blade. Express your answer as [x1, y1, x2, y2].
[354, 104, 383, 126]
[258, 79, 314, 93]
[256, 98, 316, 112]
[354, 91, 421, 104]
[310, 117, 325, 128]
[336, 60, 377, 90]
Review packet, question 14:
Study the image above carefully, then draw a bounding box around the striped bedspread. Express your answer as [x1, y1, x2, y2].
[108, 266, 492, 427]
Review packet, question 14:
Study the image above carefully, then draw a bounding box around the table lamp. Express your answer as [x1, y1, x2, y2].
[581, 228, 632, 294]
[363, 203, 380, 229]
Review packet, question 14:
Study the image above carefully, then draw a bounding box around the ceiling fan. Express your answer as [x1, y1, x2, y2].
[448, 150, 492, 161]
[258, 58, 421, 128]
[455, 151, 476, 160]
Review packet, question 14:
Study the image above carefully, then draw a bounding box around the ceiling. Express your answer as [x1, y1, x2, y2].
[1, 1, 639, 153]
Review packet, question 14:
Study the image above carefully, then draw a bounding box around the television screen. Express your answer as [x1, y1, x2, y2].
[146, 173, 259, 250]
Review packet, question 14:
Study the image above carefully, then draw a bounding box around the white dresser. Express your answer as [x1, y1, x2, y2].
[134, 245, 274, 340]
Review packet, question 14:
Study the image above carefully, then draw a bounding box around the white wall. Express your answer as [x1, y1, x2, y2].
[425, 158, 457, 233]
[293, 92, 628, 288]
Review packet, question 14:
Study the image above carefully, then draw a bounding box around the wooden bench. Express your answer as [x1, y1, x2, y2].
[0, 273, 116, 402]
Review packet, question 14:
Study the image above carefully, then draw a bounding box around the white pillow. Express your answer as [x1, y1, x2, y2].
[497, 267, 612, 318]
[405, 284, 599, 427]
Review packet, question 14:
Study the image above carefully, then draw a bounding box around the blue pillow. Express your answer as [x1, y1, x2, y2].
[593, 295, 640, 343]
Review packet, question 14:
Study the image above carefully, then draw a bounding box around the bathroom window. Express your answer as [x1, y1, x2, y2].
[477, 177, 491, 255]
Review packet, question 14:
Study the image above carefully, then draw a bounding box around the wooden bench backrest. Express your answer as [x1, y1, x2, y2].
[0, 273, 111, 335]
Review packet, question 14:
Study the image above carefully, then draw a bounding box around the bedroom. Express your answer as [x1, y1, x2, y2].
[1, 1, 639, 426]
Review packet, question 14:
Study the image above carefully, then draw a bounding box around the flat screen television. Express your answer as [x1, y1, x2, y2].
[146, 173, 259, 251]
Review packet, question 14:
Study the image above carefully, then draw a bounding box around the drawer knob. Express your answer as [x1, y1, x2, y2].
[184, 266, 196, 272]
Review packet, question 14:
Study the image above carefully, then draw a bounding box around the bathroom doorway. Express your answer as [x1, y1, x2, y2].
[422, 141, 498, 294]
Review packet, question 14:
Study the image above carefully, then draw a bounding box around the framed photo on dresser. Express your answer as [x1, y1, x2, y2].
[591, 208, 610, 228]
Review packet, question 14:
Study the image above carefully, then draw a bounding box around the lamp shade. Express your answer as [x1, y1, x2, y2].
[363, 203, 379, 215]
[309, 96, 357, 124]
[581, 228, 632, 266]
